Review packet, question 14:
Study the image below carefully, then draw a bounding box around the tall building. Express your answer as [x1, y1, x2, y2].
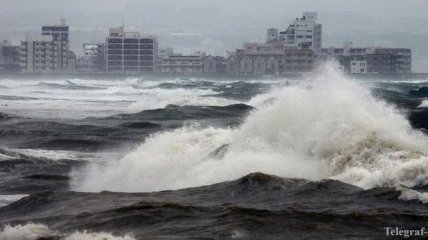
[277, 12, 322, 52]
[20, 19, 71, 73]
[0, 40, 20, 72]
[106, 27, 158, 73]
[42, 18, 70, 72]
[20, 35, 54, 72]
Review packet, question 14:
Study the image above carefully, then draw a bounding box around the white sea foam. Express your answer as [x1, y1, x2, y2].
[0, 77, 239, 119]
[418, 100, 428, 108]
[0, 195, 28, 207]
[0, 223, 135, 240]
[398, 187, 428, 204]
[64, 231, 135, 240]
[73, 65, 428, 193]
[12, 149, 96, 161]
[0, 224, 55, 240]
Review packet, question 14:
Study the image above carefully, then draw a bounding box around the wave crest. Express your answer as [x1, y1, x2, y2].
[73, 65, 428, 192]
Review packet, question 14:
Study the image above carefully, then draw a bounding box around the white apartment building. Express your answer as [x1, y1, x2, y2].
[20, 19, 70, 73]
[277, 12, 322, 52]
[20, 35, 52, 72]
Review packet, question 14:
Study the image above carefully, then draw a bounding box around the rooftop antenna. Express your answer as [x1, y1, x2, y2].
[121, 13, 125, 29]
[60, 11, 66, 26]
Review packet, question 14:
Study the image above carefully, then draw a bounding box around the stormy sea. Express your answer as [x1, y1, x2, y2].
[1, 66, 428, 239]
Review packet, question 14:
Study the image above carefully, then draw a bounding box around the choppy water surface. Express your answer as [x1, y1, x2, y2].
[1, 67, 428, 239]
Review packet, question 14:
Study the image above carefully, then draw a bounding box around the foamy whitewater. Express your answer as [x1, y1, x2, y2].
[4, 66, 428, 239]
[73, 66, 428, 193]
[0, 223, 135, 240]
[0, 78, 240, 119]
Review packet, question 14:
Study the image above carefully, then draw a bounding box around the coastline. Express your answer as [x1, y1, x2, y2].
[0, 71, 427, 81]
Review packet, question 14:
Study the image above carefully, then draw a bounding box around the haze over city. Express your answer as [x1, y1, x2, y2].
[1, 0, 428, 71]
[3, 1, 428, 239]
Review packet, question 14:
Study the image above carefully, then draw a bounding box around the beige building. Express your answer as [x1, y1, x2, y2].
[227, 42, 314, 76]
[160, 52, 205, 75]
[20, 19, 71, 73]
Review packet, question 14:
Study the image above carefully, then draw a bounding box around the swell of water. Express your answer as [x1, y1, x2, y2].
[73, 65, 428, 192]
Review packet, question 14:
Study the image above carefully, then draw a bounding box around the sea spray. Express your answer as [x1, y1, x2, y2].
[74, 65, 428, 192]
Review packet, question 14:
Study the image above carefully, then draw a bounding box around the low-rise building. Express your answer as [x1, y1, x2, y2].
[77, 43, 105, 73]
[160, 52, 205, 75]
[226, 42, 315, 76]
[365, 48, 411, 74]
[318, 42, 412, 74]
[204, 55, 227, 75]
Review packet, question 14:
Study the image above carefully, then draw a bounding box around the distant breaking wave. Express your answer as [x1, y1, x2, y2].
[38, 80, 106, 90]
[73, 65, 428, 193]
[0, 223, 135, 240]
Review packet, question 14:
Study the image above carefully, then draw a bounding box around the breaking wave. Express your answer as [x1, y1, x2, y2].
[73, 65, 428, 192]
[0, 223, 135, 240]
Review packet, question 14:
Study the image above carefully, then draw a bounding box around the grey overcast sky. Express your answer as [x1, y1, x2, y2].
[1, 0, 428, 71]
[1, 0, 428, 18]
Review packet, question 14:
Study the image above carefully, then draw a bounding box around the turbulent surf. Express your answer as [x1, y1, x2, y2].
[1, 65, 428, 239]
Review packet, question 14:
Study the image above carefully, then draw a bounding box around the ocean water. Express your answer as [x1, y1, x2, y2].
[1, 65, 428, 239]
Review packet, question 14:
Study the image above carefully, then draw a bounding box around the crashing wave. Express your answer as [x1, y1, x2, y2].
[0, 223, 135, 240]
[73, 65, 428, 193]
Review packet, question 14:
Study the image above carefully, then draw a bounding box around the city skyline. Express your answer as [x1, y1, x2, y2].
[1, 1, 428, 71]
[4, 11, 412, 76]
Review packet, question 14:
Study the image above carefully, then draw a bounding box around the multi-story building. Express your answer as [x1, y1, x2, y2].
[226, 42, 315, 76]
[277, 12, 322, 52]
[77, 43, 105, 72]
[106, 27, 158, 73]
[0, 40, 20, 72]
[42, 19, 70, 72]
[20, 35, 54, 72]
[318, 42, 412, 74]
[365, 48, 411, 74]
[20, 19, 71, 73]
[160, 52, 205, 75]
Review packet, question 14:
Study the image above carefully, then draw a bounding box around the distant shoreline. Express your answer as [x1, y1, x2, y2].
[0, 72, 427, 80]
